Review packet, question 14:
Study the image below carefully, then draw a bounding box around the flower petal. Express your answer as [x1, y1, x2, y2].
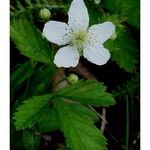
[83, 43, 110, 65]
[88, 21, 115, 44]
[54, 46, 80, 68]
[68, 0, 89, 31]
[43, 21, 72, 45]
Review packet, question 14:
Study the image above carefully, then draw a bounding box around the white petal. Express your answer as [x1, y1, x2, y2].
[68, 0, 89, 31]
[88, 21, 115, 44]
[83, 44, 110, 65]
[43, 21, 72, 45]
[54, 46, 80, 68]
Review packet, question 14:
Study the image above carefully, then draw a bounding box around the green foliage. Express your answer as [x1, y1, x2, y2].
[56, 100, 107, 150]
[10, 18, 54, 64]
[38, 102, 98, 133]
[10, 0, 139, 149]
[13, 80, 113, 131]
[103, 0, 140, 28]
[68, 103, 99, 122]
[112, 75, 139, 98]
[11, 61, 35, 95]
[102, 14, 138, 72]
[23, 130, 40, 150]
[38, 107, 60, 132]
[11, 124, 26, 150]
[13, 94, 53, 130]
[11, 0, 66, 18]
[27, 64, 57, 96]
[56, 80, 115, 107]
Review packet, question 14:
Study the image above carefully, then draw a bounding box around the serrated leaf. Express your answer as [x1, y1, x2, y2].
[23, 130, 40, 150]
[38, 107, 60, 132]
[102, 15, 138, 72]
[56, 100, 107, 150]
[13, 94, 53, 130]
[55, 80, 115, 107]
[11, 61, 34, 95]
[10, 18, 54, 64]
[105, 28, 138, 72]
[38, 102, 98, 132]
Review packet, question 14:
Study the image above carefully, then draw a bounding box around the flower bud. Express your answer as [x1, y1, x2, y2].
[67, 74, 79, 85]
[94, 0, 101, 4]
[39, 8, 51, 20]
[110, 31, 117, 40]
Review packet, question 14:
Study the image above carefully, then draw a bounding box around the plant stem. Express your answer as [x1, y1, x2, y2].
[101, 108, 107, 133]
[52, 77, 66, 89]
[88, 106, 108, 124]
[125, 95, 129, 150]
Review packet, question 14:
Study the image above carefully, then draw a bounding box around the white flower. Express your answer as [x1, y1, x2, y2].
[43, 0, 115, 68]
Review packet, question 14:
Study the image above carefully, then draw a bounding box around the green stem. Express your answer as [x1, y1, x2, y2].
[125, 95, 129, 150]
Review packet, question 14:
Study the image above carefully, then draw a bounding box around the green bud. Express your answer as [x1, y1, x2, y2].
[110, 31, 117, 40]
[67, 74, 79, 85]
[94, 0, 101, 4]
[39, 8, 51, 20]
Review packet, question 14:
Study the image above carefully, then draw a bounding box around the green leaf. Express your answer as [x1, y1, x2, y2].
[27, 64, 57, 96]
[11, 123, 25, 150]
[102, 14, 138, 72]
[38, 107, 60, 132]
[10, 18, 54, 64]
[103, 0, 140, 28]
[69, 103, 99, 122]
[55, 80, 115, 107]
[56, 100, 107, 150]
[11, 61, 34, 95]
[23, 130, 40, 150]
[112, 75, 139, 98]
[122, 0, 140, 29]
[38, 102, 98, 132]
[13, 94, 53, 130]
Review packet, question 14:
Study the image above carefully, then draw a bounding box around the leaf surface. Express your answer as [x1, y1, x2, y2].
[13, 94, 53, 130]
[56, 100, 107, 150]
[10, 18, 54, 64]
[56, 80, 115, 107]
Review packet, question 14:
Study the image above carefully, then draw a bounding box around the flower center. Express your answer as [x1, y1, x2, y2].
[71, 30, 88, 49]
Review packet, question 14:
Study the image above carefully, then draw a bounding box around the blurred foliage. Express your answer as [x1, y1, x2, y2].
[10, 0, 140, 150]
[103, 0, 140, 29]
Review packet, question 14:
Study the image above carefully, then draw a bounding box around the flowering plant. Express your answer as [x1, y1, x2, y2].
[43, 0, 115, 67]
[10, 0, 140, 150]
